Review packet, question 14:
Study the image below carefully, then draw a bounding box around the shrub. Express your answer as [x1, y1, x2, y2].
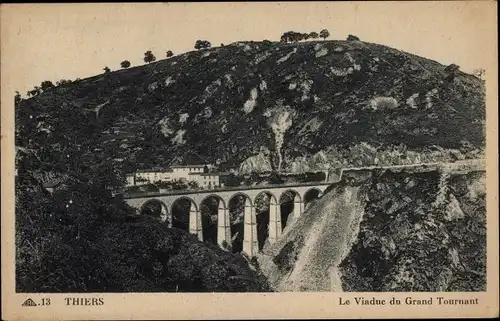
[140, 183, 159, 192]
[223, 173, 244, 187]
[347, 34, 360, 41]
[120, 60, 131, 68]
[280, 31, 293, 43]
[244, 172, 262, 185]
[280, 31, 291, 43]
[298, 172, 326, 183]
[143, 50, 156, 64]
[194, 40, 211, 50]
[319, 29, 330, 40]
[56, 79, 73, 86]
[280, 31, 309, 43]
[166, 50, 174, 58]
[126, 185, 140, 193]
[103, 66, 111, 73]
[40, 80, 54, 91]
[187, 180, 199, 189]
[309, 32, 319, 39]
[268, 172, 284, 184]
[171, 179, 189, 190]
[155, 181, 172, 189]
[347, 142, 379, 166]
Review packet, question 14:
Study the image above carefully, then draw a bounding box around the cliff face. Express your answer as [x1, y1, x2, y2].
[258, 166, 486, 292]
[16, 40, 485, 177]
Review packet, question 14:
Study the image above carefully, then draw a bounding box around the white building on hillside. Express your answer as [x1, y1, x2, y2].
[125, 164, 212, 187]
[189, 172, 222, 189]
[170, 164, 209, 181]
[125, 168, 174, 187]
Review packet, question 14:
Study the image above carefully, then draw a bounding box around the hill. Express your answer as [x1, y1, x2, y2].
[16, 39, 485, 180]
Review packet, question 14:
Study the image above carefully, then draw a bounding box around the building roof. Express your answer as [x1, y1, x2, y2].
[171, 164, 207, 168]
[136, 168, 173, 173]
[188, 172, 231, 176]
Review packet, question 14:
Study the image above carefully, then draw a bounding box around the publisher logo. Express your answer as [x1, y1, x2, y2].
[21, 298, 37, 307]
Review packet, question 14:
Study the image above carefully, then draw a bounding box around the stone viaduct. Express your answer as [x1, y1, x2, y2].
[123, 182, 331, 257]
[122, 158, 486, 257]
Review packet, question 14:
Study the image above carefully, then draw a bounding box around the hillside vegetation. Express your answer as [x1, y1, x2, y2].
[16, 39, 485, 180]
[16, 169, 271, 292]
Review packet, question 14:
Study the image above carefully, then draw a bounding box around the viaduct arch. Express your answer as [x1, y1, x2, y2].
[125, 183, 330, 257]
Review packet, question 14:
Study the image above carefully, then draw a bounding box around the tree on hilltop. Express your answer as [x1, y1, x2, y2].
[144, 50, 156, 64]
[280, 31, 300, 43]
[166, 50, 174, 58]
[309, 32, 319, 39]
[56, 79, 73, 86]
[120, 60, 131, 69]
[40, 80, 54, 91]
[319, 29, 330, 40]
[347, 34, 360, 41]
[103, 66, 111, 73]
[194, 40, 211, 50]
[280, 31, 313, 43]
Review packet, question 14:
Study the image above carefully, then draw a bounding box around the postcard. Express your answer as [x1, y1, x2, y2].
[1, 2, 498, 319]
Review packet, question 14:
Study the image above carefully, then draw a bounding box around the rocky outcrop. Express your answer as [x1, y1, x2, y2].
[258, 167, 486, 292]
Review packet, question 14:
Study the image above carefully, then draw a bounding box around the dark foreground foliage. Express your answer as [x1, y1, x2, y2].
[15, 170, 271, 293]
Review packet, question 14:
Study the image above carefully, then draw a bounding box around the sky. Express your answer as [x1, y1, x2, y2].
[1, 2, 497, 95]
